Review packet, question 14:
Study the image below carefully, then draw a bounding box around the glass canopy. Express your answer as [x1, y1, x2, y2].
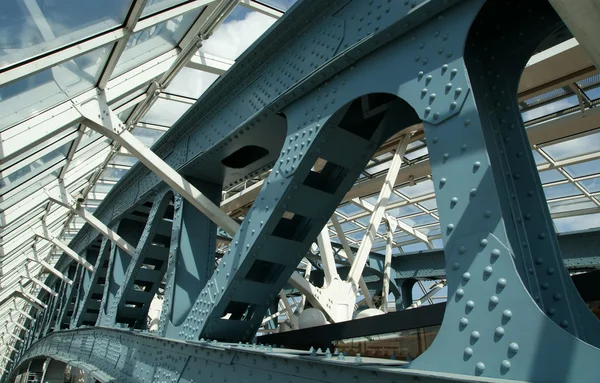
[1, 0, 599, 362]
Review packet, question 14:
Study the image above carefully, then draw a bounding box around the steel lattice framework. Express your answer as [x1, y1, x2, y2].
[1, 0, 600, 382]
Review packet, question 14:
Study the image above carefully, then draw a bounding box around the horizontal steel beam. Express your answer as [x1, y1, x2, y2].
[13, 326, 506, 383]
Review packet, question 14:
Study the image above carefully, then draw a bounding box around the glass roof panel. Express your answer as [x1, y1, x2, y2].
[142, 98, 191, 126]
[337, 202, 363, 217]
[100, 167, 128, 182]
[548, 196, 597, 215]
[538, 169, 564, 184]
[580, 178, 600, 194]
[131, 127, 165, 147]
[111, 154, 138, 167]
[113, 9, 202, 77]
[543, 183, 582, 200]
[257, 0, 298, 11]
[542, 132, 600, 161]
[200, 6, 277, 61]
[142, 0, 189, 17]
[522, 95, 578, 122]
[0, 0, 131, 68]
[165, 67, 220, 98]
[397, 179, 434, 199]
[554, 213, 600, 233]
[0, 141, 70, 190]
[387, 204, 421, 218]
[564, 159, 600, 178]
[0, 43, 113, 130]
[400, 214, 438, 227]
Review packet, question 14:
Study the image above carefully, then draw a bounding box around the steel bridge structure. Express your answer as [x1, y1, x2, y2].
[1, 0, 600, 382]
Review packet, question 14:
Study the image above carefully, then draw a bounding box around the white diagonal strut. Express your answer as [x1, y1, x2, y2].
[28, 254, 73, 286]
[76, 97, 240, 237]
[330, 214, 374, 308]
[34, 230, 95, 272]
[347, 135, 410, 286]
[381, 223, 393, 312]
[45, 184, 136, 256]
[317, 227, 339, 288]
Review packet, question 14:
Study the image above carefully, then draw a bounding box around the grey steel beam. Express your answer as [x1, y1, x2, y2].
[12, 327, 505, 383]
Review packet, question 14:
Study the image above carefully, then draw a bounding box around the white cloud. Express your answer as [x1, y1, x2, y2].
[165, 67, 219, 99]
[200, 11, 277, 61]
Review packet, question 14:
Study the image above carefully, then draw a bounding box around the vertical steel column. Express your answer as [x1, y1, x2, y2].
[159, 179, 221, 339]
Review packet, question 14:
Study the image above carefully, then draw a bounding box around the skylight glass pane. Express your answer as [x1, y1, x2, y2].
[257, 0, 298, 11]
[100, 167, 128, 182]
[538, 169, 564, 184]
[200, 6, 277, 61]
[397, 179, 434, 199]
[0, 141, 70, 189]
[554, 213, 600, 233]
[337, 203, 363, 217]
[165, 67, 220, 99]
[0, 0, 130, 68]
[564, 159, 600, 178]
[548, 197, 596, 215]
[388, 204, 421, 217]
[0, 44, 113, 130]
[542, 132, 600, 162]
[543, 183, 582, 200]
[401, 214, 437, 227]
[142, 98, 191, 126]
[111, 155, 138, 167]
[113, 9, 202, 77]
[419, 198, 438, 210]
[131, 127, 165, 147]
[402, 242, 428, 252]
[521, 95, 578, 122]
[142, 0, 188, 17]
[580, 178, 600, 194]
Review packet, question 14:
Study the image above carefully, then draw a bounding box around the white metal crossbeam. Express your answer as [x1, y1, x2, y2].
[45, 183, 136, 257]
[34, 230, 95, 273]
[76, 98, 240, 236]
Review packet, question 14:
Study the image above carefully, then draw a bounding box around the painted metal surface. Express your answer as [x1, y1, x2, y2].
[5, 0, 600, 382]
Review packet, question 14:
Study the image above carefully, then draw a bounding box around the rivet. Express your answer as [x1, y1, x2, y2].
[553, 293, 562, 301]
[509, 342, 519, 353]
[456, 288, 464, 298]
[473, 161, 481, 172]
[495, 326, 505, 337]
[541, 282, 549, 290]
[460, 317, 469, 326]
[480, 238, 488, 247]
[470, 188, 477, 196]
[501, 360, 511, 370]
[452, 261, 460, 270]
[439, 177, 447, 187]
[463, 272, 471, 282]
[466, 300, 475, 310]
[471, 331, 480, 341]
[560, 320, 569, 328]
[497, 278, 507, 288]
[458, 245, 467, 254]
[464, 347, 473, 357]
[447, 223, 455, 232]
[489, 295, 499, 305]
[491, 249, 501, 258]
[502, 309, 512, 320]
[484, 266, 493, 275]
[433, 112, 440, 120]
[450, 197, 458, 207]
